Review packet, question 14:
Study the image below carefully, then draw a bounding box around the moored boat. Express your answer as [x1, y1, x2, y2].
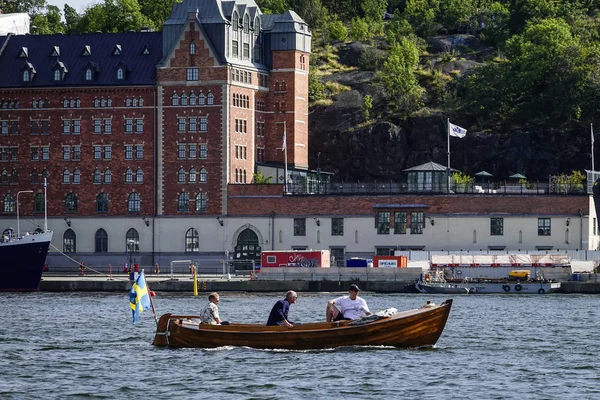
[416, 280, 560, 294]
[0, 230, 53, 291]
[153, 299, 453, 350]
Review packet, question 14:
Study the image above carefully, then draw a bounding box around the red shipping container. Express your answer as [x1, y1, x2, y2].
[261, 250, 331, 269]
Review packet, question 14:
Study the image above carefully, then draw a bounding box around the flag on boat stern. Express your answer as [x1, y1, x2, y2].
[130, 271, 151, 324]
[449, 121, 467, 138]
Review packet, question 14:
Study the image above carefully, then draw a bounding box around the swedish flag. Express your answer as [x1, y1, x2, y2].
[130, 271, 152, 324]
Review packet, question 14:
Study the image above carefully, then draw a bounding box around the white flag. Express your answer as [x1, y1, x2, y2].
[449, 121, 467, 138]
[281, 127, 286, 150]
[592, 124, 594, 145]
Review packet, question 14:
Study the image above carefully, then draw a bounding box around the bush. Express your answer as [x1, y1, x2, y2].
[359, 47, 384, 71]
[327, 19, 348, 41]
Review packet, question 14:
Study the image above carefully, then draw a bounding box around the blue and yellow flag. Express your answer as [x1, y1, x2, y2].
[129, 271, 151, 324]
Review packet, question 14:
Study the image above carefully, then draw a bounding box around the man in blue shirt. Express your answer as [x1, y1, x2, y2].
[266, 290, 298, 327]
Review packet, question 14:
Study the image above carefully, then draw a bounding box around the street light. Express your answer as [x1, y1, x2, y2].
[16, 190, 33, 238]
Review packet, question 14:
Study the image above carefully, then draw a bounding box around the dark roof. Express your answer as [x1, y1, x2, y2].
[0, 32, 162, 88]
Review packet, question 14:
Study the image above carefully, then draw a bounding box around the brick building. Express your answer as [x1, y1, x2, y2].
[1, 1, 598, 272]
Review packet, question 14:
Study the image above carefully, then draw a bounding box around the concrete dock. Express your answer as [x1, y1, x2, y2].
[38, 274, 600, 293]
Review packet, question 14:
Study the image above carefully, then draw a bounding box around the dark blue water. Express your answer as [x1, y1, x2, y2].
[1, 292, 599, 399]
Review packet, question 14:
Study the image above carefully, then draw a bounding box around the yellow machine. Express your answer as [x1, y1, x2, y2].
[508, 269, 531, 280]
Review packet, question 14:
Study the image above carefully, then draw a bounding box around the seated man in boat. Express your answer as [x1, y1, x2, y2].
[326, 284, 372, 322]
[200, 292, 228, 325]
[266, 290, 297, 328]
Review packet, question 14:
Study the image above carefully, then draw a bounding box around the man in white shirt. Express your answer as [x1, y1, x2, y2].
[326, 284, 372, 322]
[200, 292, 223, 325]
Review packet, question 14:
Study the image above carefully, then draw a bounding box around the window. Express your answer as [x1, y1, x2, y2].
[186, 68, 199, 81]
[243, 43, 250, 59]
[199, 143, 207, 159]
[200, 117, 208, 131]
[54, 69, 61, 81]
[126, 228, 139, 253]
[207, 93, 214, 105]
[178, 192, 190, 212]
[331, 218, 344, 236]
[189, 168, 197, 183]
[95, 228, 108, 252]
[93, 145, 101, 160]
[411, 211, 424, 234]
[172, 93, 179, 106]
[104, 169, 112, 184]
[42, 146, 49, 160]
[199, 168, 207, 182]
[135, 145, 143, 159]
[181, 93, 188, 106]
[199, 93, 205, 105]
[136, 119, 143, 133]
[377, 212, 390, 234]
[190, 93, 197, 106]
[125, 118, 133, 132]
[232, 40, 239, 57]
[394, 212, 407, 234]
[125, 145, 133, 160]
[65, 193, 77, 212]
[491, 217, 504, 236]
[3, 194, 15, 213]
[128, 192, 141, 212]
[93, 169, 101, 184]
[294, 218, 306, 236]
[185, 228, 199, 252]
[63, 146, 70, 160]
[136, 169, 143, 183]
[93, 119, 101, 133]
[189, 117, 197, 132]
[178, 168, 186, 183]
[63, 120, 71, 134]
[330, 247, 345, 267]
[125, 168, 133, 183]
[85, 69, 93, 81]
[104, 119, 112, 134]
[23, 70, 30, 82]
[178, 118, 186, 132]
[178, 144, 186, 159]
[96, 193, 108, 213]
[538, 218, 551, 236]
[73, 120, 81, 134]
[190, 42, 196, 55]
[62, 169, 70, 184]
[34, 193, 45, 213]
[73, 169, 81, 184]
[63, 229, 76, 253]
[104, 145, 112, 160]
[196, 192, 206, 212]
[117, 68, 124, 80]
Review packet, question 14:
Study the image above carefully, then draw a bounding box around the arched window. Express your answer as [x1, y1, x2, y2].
[11, 169, 18, 184]
[117, 68, 124, 80]
[63, 229, 76, 253]
[3, 193, 15, 213]
[125, 168, 133, 184]
[65, 193, 77, 212]
[95, 228, 108, 252]
[185, 227, 199, 252]
[63, 169, 70, 184]
[73, 168, 81, 184]
[178, 192, 190, 212]
[136, 169, 143, 183]
[232, 12, 239, 31]
[207, 93, 214, 105]
[199, 93, 205, 105]
[93, 169, 101, 184]
[132, 98, 138, 107]
[107, 98, 112, 107]
[54, 69, 61, 81]
[125, 97, 131, 107]
[195, 192, 206, 212]
[23, 70, 30, 82]
[190, 42, 196, 55]
[94, 98, 99, 107]
[126, 228, 139, 253]
[96, 193, 108, 213]
[243, 14, 249, 33]
[243, 169, 247, 183]
[85, 68, 93, 81]
[235, 168, 239, 183]
[199, 168, 208, 182]
[104, 169, 112, 184]
[138, 97, 143, 106]
[1, 169, 7, 184]
[190, 93, 197, 106]
[178, 168, 186, 183]
[34, 193, 44, 213]
[189, 168, 196, 183]
[172, 93, 179, 106]
[181, 93, 188, 106]
[128, 192, 141, 212]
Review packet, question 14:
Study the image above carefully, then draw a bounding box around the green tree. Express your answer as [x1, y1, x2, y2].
[0, 0, 46, 15]
[30, 6, 65, 34]
[438, 0, 476, 33]
[386, 12, 413, 45]
[478, 1, 510, 46]
[350, 17, 370, 41]
[76, 0, 155, 33]
[378, 37, 424, 116]
[253, 171, 273, 184]
[138, 0, 180, 28]
[294, 0, 326, 30]
[308, 69, 326, 102]
[326, 17, 348, 41]
[64, 4, 82, 34]
[256, 0, 289, 14]
[402, 0, 439, 37]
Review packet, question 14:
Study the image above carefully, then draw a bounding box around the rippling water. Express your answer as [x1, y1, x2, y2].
[1, 291, 599, 399]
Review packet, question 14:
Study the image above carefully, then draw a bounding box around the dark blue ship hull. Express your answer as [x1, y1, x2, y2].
[0, 233, 52, 291]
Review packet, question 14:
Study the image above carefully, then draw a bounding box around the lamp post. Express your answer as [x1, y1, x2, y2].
[16, 190, 33, 238]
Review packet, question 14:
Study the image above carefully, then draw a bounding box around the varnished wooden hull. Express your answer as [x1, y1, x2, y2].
[153, 299, 453, 350]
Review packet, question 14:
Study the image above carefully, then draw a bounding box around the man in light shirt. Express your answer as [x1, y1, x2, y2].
[326, 284, 372, 322]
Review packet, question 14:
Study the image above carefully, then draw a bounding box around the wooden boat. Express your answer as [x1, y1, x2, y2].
[152, 299, 453, 350]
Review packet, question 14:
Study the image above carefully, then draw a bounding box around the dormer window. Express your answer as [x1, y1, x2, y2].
[82, 45, 91, 56]
[243, 15, 249, 33]
[51, 46, 60, 57]
[53, 61, 68, 82]
[142, 44, 150, 55]
[232, 12, 238, 31]
[85, 68, 93, 81]
[19, 47, 28, 58]
[113, 45, 122, 55]
[21, 62, 36, 83]
[54, 70, 61, 81]
[117, 68, 124, 80]
[23, 70, 30, 82]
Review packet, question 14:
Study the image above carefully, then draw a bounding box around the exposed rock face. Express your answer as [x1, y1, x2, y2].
[308, 38, 587, 183]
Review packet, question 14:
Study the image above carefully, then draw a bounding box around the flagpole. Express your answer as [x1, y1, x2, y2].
[592, 123, 595, 172]
[283, 121, 288, 193]
[143, 270, 159, 325]
[447, 118, 451, 193]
